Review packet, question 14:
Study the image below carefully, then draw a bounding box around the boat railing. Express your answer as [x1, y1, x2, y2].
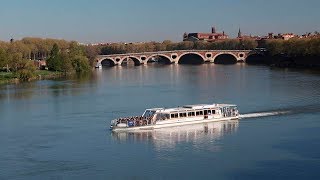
[114, 115, 155, 127]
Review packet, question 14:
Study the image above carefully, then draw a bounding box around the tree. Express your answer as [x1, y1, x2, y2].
[58, 52, 73, 75]
[241, 39, 258, 50]
[177, 41, 194, 50]
[9, 52, 24, 72]
[194, 41, 209, 50]
[71, 55, 90, 73]
[84, 45, 100, 66]
[47, 43, 63, 71]
[0, 49, 9, 71]
[264, 39, 284, 55]
[16, 60, 36, 81]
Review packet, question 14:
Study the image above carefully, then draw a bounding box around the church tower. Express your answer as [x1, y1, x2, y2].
[211, 26, 216, 34]
[238, 28, 242, 38]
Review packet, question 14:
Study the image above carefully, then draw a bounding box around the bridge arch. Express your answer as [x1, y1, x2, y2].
[146, 54, 172, 64]
[178, 52, 205, 64]
[213, 53, 238, 64]
[100, 58, 116, 67]
[120, 56, 141, 66]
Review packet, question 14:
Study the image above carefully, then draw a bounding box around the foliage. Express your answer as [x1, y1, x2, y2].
[264, 39, 284, 55]
[15, 60, 36, 81]
[99, 39, 259, 55]
[264, 38, 320, 56]
[0, 48, 8, 69]
[84, 45, 101, 66]
[47, 43, 63, 71]
[70, 55, 90, 73]
[46, 43, 90, 73]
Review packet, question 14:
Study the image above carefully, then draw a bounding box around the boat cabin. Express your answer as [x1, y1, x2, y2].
[149, 104, 238, 121]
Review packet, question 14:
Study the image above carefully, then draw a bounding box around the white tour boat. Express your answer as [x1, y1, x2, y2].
[110, 103, 239, 132]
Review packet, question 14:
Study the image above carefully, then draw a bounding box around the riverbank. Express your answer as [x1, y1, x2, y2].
[0, 70, 63, 85]
[246, 54, 320, 69]
[270, 55, 320, 68]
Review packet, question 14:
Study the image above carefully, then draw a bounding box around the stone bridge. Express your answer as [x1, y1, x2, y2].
[95, 50, 257, 67]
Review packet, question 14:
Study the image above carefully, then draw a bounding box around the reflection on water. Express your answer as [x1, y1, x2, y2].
[112, 120, 239, 151]
[0, 73, 97, 101]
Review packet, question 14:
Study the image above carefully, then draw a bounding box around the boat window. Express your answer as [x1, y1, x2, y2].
[157, 113, 170, 121]
[200, 111, 203, 115]
[179, 112, 187, 117]
[170, 114, 174, 119]
[143, 110, 156, 117]
[174, 113, 179, 118]
[208, 110, 212, 115]
[188, 112, 195, 117]
[196, 111, 203, 116]
[212, 110, 216, 114]
[204, 110, 208, 115]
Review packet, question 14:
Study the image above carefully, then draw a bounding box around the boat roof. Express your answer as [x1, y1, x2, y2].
[146, 104, 237, 114]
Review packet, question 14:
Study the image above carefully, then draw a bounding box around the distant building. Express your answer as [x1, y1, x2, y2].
[276, 33, 296, 40]
[33, 60, 47, 70]
[237, 28, 261, 41]
[183, 26, 229, 42]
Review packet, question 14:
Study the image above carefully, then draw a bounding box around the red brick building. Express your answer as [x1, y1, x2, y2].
[183, 27, 229, 42]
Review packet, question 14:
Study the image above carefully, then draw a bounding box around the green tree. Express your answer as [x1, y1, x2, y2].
[71, 55, 90, 73]
[47, 43, 63, 71]
[58, 52, 73, 75]
[16, 60, 36, 81]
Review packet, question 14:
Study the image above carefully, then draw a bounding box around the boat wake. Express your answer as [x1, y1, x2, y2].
[240, 111, 291, 119]
[240, 103, 320, 119]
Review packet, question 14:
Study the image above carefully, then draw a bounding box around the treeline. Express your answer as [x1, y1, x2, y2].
[100, 39, 258, 55]
[263, 38, 320, 56]
[0, 38, 91, 81]
[0, 37, 70, 60]
[246, 38, 320, 67]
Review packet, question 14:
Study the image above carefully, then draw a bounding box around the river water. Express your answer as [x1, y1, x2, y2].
[0, 64, 320, 179]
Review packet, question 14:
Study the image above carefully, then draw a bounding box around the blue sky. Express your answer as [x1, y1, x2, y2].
[0, 0, 319, 43]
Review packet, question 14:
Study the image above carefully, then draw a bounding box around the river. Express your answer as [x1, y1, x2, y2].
[0, 64, 320, 179]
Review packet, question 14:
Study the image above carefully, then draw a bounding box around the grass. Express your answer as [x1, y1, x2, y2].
[0, 70, 63, 85]
[0, 72, 17, 85]
[35, 70, 62, 76]
[0, 72, 16, 79]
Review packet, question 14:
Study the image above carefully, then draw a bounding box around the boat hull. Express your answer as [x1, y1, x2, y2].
[111, 116, 239, 132]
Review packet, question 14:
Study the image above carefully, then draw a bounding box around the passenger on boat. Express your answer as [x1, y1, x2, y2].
[116, 114, 156, 127]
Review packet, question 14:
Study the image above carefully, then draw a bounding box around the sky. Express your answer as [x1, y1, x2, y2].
[0, 0, 319, 43]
